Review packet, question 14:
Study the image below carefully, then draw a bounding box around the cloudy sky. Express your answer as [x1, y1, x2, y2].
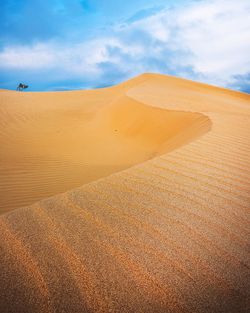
[1, 0, 250, 92]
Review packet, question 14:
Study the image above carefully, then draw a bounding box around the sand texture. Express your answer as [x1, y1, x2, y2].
[0, 73, 250, 312]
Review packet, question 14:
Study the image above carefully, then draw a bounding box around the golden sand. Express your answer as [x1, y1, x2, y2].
[0, 73, 249, 312]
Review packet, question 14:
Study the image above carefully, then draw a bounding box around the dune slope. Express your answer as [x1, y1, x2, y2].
[0, 73, 250, 313]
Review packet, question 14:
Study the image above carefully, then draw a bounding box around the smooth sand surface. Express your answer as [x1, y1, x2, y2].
[0, 73, 250, 312]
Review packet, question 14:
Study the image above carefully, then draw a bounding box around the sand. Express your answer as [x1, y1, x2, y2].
[0, 73, 249, 312]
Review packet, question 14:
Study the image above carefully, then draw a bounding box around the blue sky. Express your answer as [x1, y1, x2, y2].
[0, 0, 250, 92]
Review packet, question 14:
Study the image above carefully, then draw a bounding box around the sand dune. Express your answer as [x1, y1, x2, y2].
[0, 73, 249, 312]
[0, 79, 209, 214]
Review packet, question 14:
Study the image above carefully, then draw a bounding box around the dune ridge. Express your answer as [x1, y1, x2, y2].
[0, 73, 250, 313]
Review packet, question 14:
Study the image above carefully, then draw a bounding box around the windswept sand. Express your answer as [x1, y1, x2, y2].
[0, 74, 250, 312]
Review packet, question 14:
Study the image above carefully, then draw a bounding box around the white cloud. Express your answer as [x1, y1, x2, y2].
[123, 0, 250, 86]
[0, 44, 56, 70]
[0, 0, 250, 90]
[174, 0, 250, 84]
[0, 38, 124, 79]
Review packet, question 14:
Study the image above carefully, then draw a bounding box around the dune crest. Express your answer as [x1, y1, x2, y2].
[0, 74, 250, 313]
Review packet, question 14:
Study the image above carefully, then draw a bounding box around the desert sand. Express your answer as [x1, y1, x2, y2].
[0, 73, 249, 312]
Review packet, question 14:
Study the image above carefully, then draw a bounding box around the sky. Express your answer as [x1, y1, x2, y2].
[0, 0, 250, 92]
